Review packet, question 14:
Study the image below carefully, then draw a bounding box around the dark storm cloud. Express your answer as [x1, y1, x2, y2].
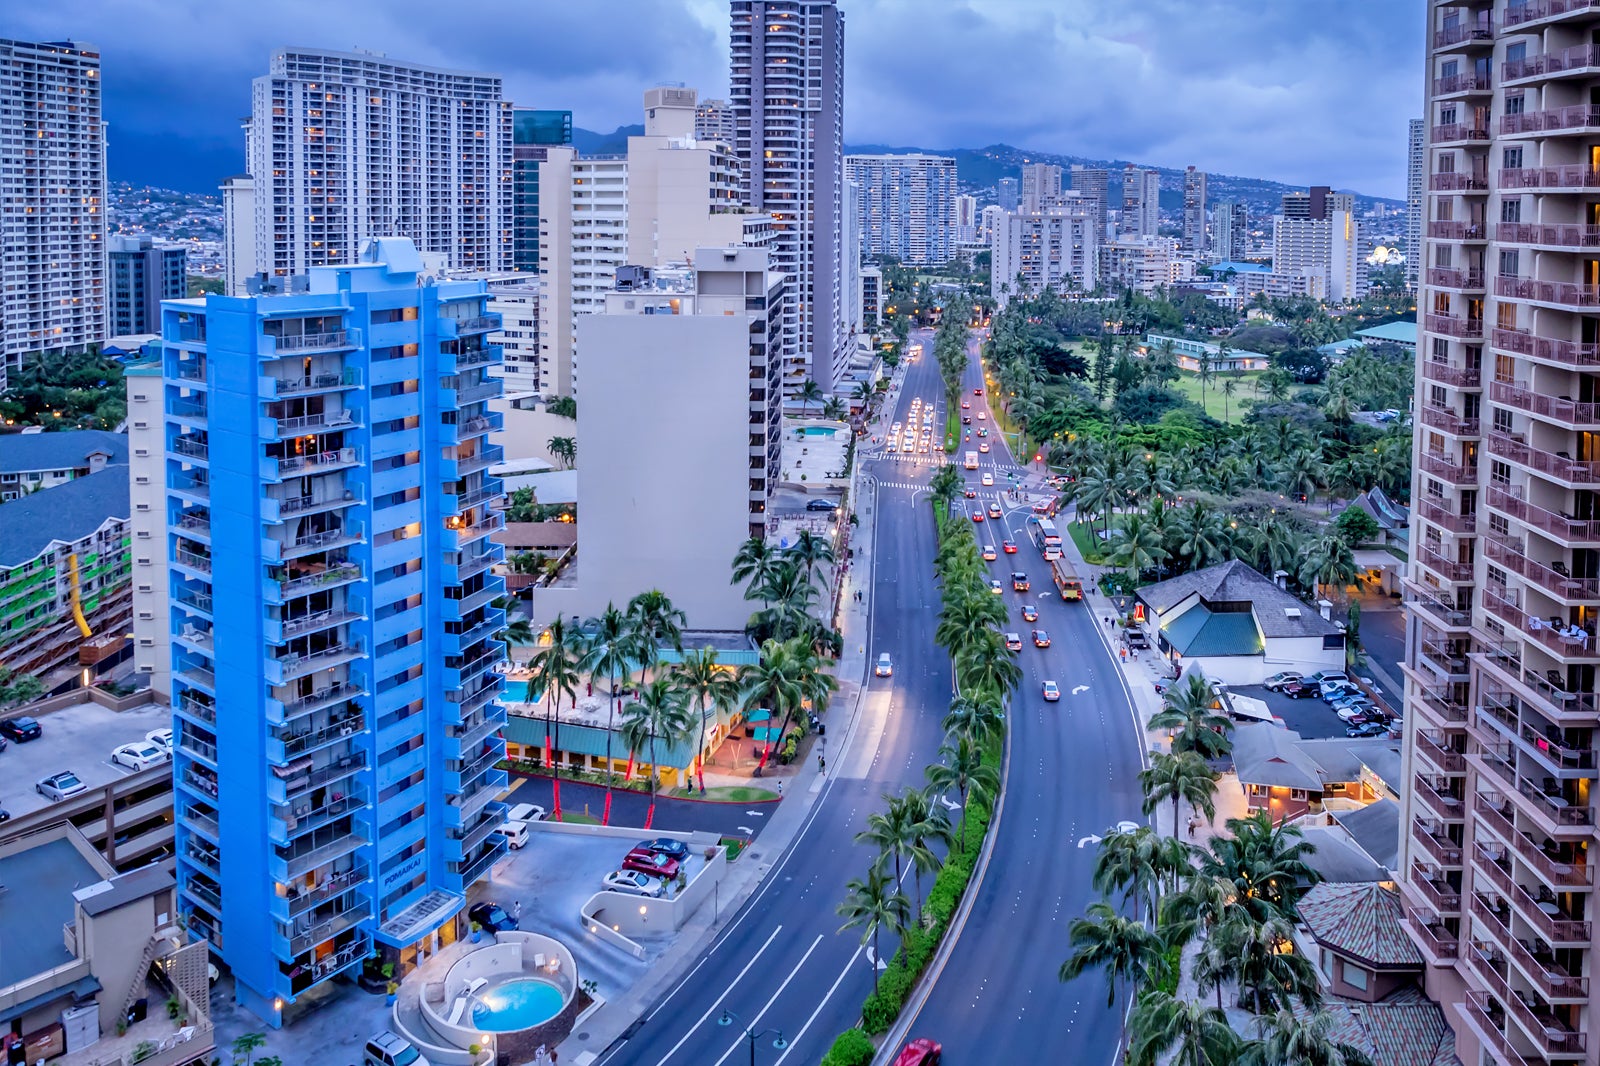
[8, 0, 1419, 195]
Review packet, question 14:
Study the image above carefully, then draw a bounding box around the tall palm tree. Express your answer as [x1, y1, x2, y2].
[748, 560, 820, 642]
[930, 464, 963, 510]
[1059, 901, 1169, 1052]
[731, 536, 781, 606]
[1240, 1008, 1375, 1066]
[672, 646, 739, 794]
[738, 637, 834, 770]
[1092, 825, 1163, 924]
[1300, 533, 1357, 602]
[1141, 750, 1219, 839]
[578, 604, 637, 826]
[799, 378, 823, 417]
[788, 529, 837, 591]
[527, 617, 581, 819]
[837, 865, 910, 993]
[1199, 810, 1322, 922]
[1226, 915, 1323, 1014]
[619, 677, 695, 829]
[1221, 377, 1238, 423]
[1148, 673, 1235, 760]
[497, 616, 534, 656]
[1128, 990, 1239, 1066]
[1111, 513, 1169, 583]
[856, 792, 923, 895]
[821, 396, 847, 422]
[626, 589, 686, 663]
[924, 735, 999, 855]
[897, 788, 952, 928]
[941, 693, 1006, 746]
[953, 631, 1023, 699]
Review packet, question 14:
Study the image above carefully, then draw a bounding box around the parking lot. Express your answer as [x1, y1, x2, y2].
[0, 698, 173, 818]
[1228, 683, 1395, 741]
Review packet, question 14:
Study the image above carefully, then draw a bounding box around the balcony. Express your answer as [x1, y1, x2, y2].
[287, 904, 369, 958]
[1417, 546, 1475, 582]
[1459, 990, 1537, 1066]
[1503, 929, 1590, 1003]
[1417, 497, 1479, 533]
[274, 868, 366, 921]
[277, 490, 361, 519]
[1418, 449, 1479, 485]
[277, 527, 362, 562]
[1416, 774, 1469, 821]
[266, 330, 353, 354]
[171, 472, 210, 501]
[1490, 380, 1600, 429]
[1427, 221, 1488, 242]
[447, 315, 501, 336]
[278, 607, 363, 642]
[273, 641, 362, 682]
[276, 447, 358, 478]
[1433, 22, 1494, 48]
[1496, 221, 1600, 249]
[1495, 274, 1600, 309]
[1411, 821, 1464, 866]
[1408, 860, 1462, 912]
[278, 828, 369, 880]
[1417, 730, 1468, 773]
[277, 713, 364, 760]
[1504, 42, 1600, 82]
[278, 562, 361, 600]
[1503, 0, 1600, 28]
[275, 753, 368, 806]
[171, 436, 208, 462]
[1499, 164, 1600, 191]
[1486, 483, 1600, 542]
[455, 838, 507, 887]
[1431, 171, 1491, 191]
[1434, 122, 1492, 145]
[1487, 431, 1600, 484]
[1403, 667, 1470, 722]
[178, 692, 216, 726]
[1482, 588, 1600, 659]
[1511, 772, 1596, 833]
[1466, 938, 1587, 1057]
[1421, 357, 1482, 387]
[1473, 841, 1517, 896]
[174, 548, 213, 575]
[1512, 823, 1596, 890]
[270, 681, 363, 726]
[1485, 536, 1600, 601]
[1402, 915, 1461, 961]
[272, 369, 362, 397]
[274, 409, 357, 437]
[1501, 104, 1600, 137]
[1476, 645, 1600, 723]
[1428, 267, 1486, 292]
[1433, 72, 1493, 95]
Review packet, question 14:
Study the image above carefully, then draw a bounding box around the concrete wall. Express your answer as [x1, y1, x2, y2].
[491, 398, 569, 467]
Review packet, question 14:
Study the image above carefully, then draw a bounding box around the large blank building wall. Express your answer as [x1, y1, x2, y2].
[576, 313, 752, 629]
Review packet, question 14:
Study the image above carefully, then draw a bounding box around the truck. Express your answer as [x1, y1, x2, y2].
[964, 451, 980, 470]
[1051, 557, 1083, 601]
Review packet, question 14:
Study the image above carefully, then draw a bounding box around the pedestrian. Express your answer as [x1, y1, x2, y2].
[777, 780, 783, 796]
[550, 1050, 558, 1065]
[513, 900, 522, 921]
[1187, 817, 1198, 839]
[818, 754, 826, 774]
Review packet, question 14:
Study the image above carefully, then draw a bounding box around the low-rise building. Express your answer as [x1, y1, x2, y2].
[1231, 724, 1399, 823]
[1353, 320, 1418, 353]
[0, 430, 127, 500]
[1140, 334, 1271, 373]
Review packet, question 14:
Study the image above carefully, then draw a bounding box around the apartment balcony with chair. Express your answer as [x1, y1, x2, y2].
[1404, 580, 1475, 632]
[1499, 164, 1600, 191]
[1491, 380, 1600, 428]
[1419, 448, 1481, 484]
[1420, 403, 1483, 435]
[1402, 912, 1462, 964]
[1475, 644, 1600, 726]
[1482, 588, 1600, 661]
[1495, 274, 1600, 309]
[1435, 71, 1495, 95]
[1420, 635, 1474, 678]
[1409, 859, 1463, 913]
[1418, 496, 1480, 534]
[1464, 938, 1587, 1057]
[1425, 313, 1487, 340]
[1417, 773, 1470, 821]
[1430, 266, 1488, 292]
[1433, 171, 1492, 191]
[1434, 21, 1495, 49]
[1417, 728, 1469, 773]
[1412, 819, 1465, 866]
[1403, 665, 1471, 722]
[1484, 535, 1600, 602]
[1504, 42, 1600, 82]
[1459, 988, 1538, 1066]
[1418, 545, 1477, 582]
[1428, 220, 1490, 242]
[1422, 355, 1484, 387]
[1487, 431, 1600, 484]
[1502, 0, 1600, 30]
[1500, 104, 1600, 137]
[1496, 221, 1600, 249]
[1486, 483, 1600, 542]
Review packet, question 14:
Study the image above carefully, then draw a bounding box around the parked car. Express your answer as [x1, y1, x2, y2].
[806, 498, 839, 512]
[1042, 680, 1060, 702]
[1021, 604, 1039, 622]
[1347, 721, 1389, 738]
[622, 847, 681, 880]
[1320, 680, 1361, 700]
[1309, 670, 1350, 686]
[1032, 629, 1051, 648]
[637, 838, 690, 861]
[875, 653, 894, 677]
[1004, 632, 1024, 652]
[1279, 681, 1319, 699]
[506, 802, 548, 824]
[894, 1038, 942, 1066]
[1262, 672, 1304, 692]
[1335, 704, 1374, 722]
[1125, 628, 1150, 650]
[467, 901, 518, 933]
[604, 870, 667, 898]
[0, 716, 42, 742]
[364, 1031, 429, 1066]
[37, 771, 87, 801]
[112, 741, 169, 772]
[492, 820, 530, 850]
[146, 728, 174, 754]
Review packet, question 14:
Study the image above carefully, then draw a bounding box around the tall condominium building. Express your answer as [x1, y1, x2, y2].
[991, 200, 1099, 307]
[512, 109, 573, 274]
[538, 87, 749, 399]
[222, 175, 256, 298]
[162, 237, 508, 1026]
[1273, 188, 1358, 301]
[979, 204, 1006, 245]
[1070, 166, 1110, 236]
[485, 275, 541, 396]
[1211, 202, 1250, 263]
[1021, 163, 1063, 213]
[955, 194, 979, 242]
[844, 153, 958, 265]
[127, 358, 171, 701]
[0, 39, 106, 375]
[245, 48, 513, 280]
[108, 235, 187, 337]
[1407, 116, 1426, 289]
[1400, 8, 1600, 1065]
[529, 247, 786, 630]
[1182, 166, 1207, 254]
[1121, 166, 1162, 238]
[1100, 235, 1179, 295]
[997, 177, 1019, 212]
[730, 0, 850, 394]
[694, 97, 736, 145]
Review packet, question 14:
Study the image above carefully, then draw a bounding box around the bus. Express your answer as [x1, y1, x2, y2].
[964, 451, 980, 470]
[1052, 558, 1083, 601]
[1029, 516, 1062, 559]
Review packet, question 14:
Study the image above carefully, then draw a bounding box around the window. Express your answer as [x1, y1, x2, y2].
[1290, 788, 1308, 800]
[1501, 198, 1522, 223]
[1342, 961, 1369, 991]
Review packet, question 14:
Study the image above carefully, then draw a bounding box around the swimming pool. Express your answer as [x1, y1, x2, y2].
[502, 680, 531, 702]
[797, 426, 837, 438]
[472, 977, 565, 1032]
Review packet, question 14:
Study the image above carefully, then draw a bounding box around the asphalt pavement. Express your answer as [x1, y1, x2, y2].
[499, 774, 779, 839]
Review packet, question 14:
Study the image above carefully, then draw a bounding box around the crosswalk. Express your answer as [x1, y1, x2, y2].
[875, 480, 929, 491]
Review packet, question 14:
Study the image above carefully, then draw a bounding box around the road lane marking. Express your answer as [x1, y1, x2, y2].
[708, 935, 827, 1066]
[1072, 685, 1089, 695]
[647, 925, 784, 1066]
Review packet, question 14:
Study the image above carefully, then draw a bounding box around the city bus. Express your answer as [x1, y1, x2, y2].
[1028, 516, 1062, 559]
[1052, 557, 1083, 601]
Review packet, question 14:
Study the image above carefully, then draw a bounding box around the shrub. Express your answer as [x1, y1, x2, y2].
[820, 1028, 875, 1066]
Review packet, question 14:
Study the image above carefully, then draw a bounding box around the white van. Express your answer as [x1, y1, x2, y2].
[964, 451, 980, 470]
[493, 819, 530, 850]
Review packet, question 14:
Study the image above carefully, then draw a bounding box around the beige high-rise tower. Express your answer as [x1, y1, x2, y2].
[1402, 4, 1600, 1065]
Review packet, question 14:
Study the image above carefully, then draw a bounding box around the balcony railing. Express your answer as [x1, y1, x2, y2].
[1434, 22, 1494, 47]
[1421, 358, 1481, 387]
[1490, 380, 1600, 427]
[1493, 327, 1600, 370]
[1485, 535, 1600, 600]
[1496, 221, 1600, 248]
[1411, 821, 1464, 865]
[279, 714, 364, 759]
[275, 409, 356, 435]
[1487, 431, 1600, 483]
[1505, 42, 1600, 80]
[1477, 643, 1600, 720]
[1467, 937, 1587, 1056]
[1501, 104, 1600, 136]
[1486, 483, 1600, 541]
[1416, 730, 1467, 773]
[275, 642, 361, 681]
[1431, 171, 1491, 191]
[1408, 860, 1462, 912]
[279, 562, 361, 600]
[1482, 588, 1599, 658]
[1403, 916, 1461, 960]
[1460, 989, 1537, 1066]
[1415, 774, 1469, 821]
[1499, 164, 1600, 190]
[1418, 450, 1479, 485]
[1496, 274, 1600, 308]
[276, 447, 358, 478]
[1503, 924, 1590, 1001]
[1511, 771, 1596, 830]
[276, 681, 363, 722]
[1417, 547, 1475, 582]
[1417, 497, 1478, 533]
[1427, 220, 1489, 241]
[1504, 0, 1600, 28]
[175, 548, 213, 574]
[268, 330, 350, 353]
[1434, 122, 1492, 144]
[1434, 72, 1493, 94]
[1427, 267, 1486, 292]
[274, 370, 361, 397]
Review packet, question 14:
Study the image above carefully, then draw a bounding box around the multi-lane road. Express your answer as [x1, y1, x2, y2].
[596, 329, 1147, 1065]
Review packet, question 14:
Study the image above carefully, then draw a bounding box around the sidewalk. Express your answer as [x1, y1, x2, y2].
[560, 392, 887, 1065]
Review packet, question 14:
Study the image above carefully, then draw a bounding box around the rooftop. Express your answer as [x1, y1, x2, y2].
[1320, 988, 1460, 1066]
[1231, 723, 1325, 791]
[0, 834, 108, 991]
[1159, 605, 1263, 658]
[0, 696, 173, 820]
[1296, 737, 1403, 795]
[1331, 797, 1401, 870]
[1353, 320, 1418, 346]
[0, 429, 127, 475]
[0, 464, 130, 569]
[1296, 825, 1390, 884]
[1137, 560, 1342, 640]
[75, 863, 174, 918]
[1298, 882, 1420, 968]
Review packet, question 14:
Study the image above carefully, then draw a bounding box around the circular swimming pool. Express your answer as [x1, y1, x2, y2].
[472, 977, 566, 1032]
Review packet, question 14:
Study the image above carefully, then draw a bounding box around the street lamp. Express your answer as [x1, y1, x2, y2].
[718, 1010, 787, 1066]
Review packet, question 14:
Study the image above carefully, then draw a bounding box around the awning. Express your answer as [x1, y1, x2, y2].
[745, 709, 773, 723]
[0, 975, 101, 1025]
[1228, 694, 1278, 724]
[752, 727, 784, 742]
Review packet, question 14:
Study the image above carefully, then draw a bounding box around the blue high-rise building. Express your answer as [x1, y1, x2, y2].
[161, 237, 509, 1026]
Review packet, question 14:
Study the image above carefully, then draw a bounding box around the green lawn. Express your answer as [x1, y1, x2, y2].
[1067, 519, 1110, 565]
[555, 811, 601, 825]
[1169, 370, 1264, 423]
[668, 785, 778, 802]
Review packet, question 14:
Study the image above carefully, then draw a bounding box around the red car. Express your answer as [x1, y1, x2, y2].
[622, 847, 680, 879]
[974, 387, 983, 396]
[971, 511, 984, 522]
[963, 488, 977, 499]
[961, 400, 971, 409]
[895, 1039, 942, 1066]
[1002, 540, 1018, 554]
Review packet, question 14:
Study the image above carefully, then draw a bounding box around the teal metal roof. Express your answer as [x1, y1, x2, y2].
[505, 713, 701, 770]
[1160, 605, 1264, 657]
[1354, 320, 1417, 345]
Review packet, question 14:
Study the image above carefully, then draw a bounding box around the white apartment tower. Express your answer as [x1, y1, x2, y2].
[1273, 188, 1358, 302]
[1407, 116, 1426, 290]
[991, 200, 1099, 307]
[220, 175, 256, 298]
[1070, 166, 1110, 236]
[1121, 166, 1162, 238]
[1212, 202, 1249, 262]
[730, 0, 850, 396]
[844, 153, 958, 265]
[955, 194, 979, 242]
[246, 47, 513, 279]
[695, 98, 736, 145]
[1183, 166, 1207, 254]
[0, 39, 106, 374]
[1021, 163, 1063, 213]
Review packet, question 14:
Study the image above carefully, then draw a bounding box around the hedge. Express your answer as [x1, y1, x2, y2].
[820, 1028, 875, 1066]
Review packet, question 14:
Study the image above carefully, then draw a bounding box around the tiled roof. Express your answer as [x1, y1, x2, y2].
[1136, 559, 1341, 639]
[1159, 605, 1263, 657]
[1319, 988, 1459, 1066]
[1331, 798, 1401, 870]
[0, 465, 129, 568]
[1299, 882, 1420, 968]
[0, 429, 127, 475]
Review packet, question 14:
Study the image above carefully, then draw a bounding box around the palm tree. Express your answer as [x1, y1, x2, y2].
[837, 865, 910, 993]
[1111, 513, 1169, 583]
[941, 693, 1006, 746]
[731, 536, 781, 606]
[821, 396, 846, 422]
[578, 604, 637, 825]
[672, 646, 738, 794]
[1221, 377, 1238, 423]
[747, 559, 820, 642]
[924, 735, 999, 855]
[619, 677, 695, 829]
[1199, 810, 1322, 922]
[1092, 825, 1163, 924]
[1149, 673, 1235, 760]
[547, 435, 577, 469]
[1300, 533, 1357, 602]
[626, 589, 686, 662]
[788, 529, 837, 591]
[799, 378, 823, 417]
[1240, 1008, 1375, 1066]
[953, 631, 1023, 699]
[1141, 750, 1219, 838]
[1226, 915, 1322, 1014]
[738, 637, 836, 770]
[1196, 348, 1214, 408]
[930, 464, 963, 511]
[498, 615, 534, 656]
[527, 617, 581, 819]
[1059, 902, 1169, 1052]
[1128, 990, 1239, 1066]
[856, 792, 923, 895]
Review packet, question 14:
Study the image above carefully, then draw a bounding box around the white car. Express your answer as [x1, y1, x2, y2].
[989, 579, 1003, 595]
[506, 802, 548, 824]
[981, 473, 994, 486]
[146, 728, 174, 755]
[604, 869, 667, 898]
[37, 771, 87, 801]
[492, 820, 530, 850]
[875, 653, 893, 677]
[112, 741, 169, 772]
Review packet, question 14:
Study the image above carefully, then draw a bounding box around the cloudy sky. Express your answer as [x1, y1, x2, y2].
[11, 0, 1422, 197]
